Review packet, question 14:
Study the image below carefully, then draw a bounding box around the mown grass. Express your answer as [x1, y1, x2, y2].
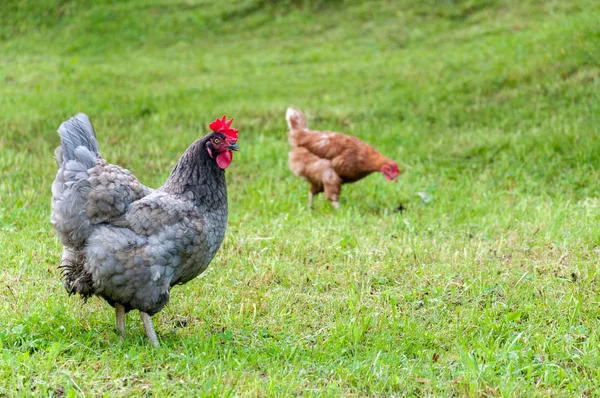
[1, 0, 599, 396]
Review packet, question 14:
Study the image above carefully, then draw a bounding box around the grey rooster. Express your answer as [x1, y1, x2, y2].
[51, 114, 239, 347]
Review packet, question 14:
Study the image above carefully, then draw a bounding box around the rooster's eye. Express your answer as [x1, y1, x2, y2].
[213, 138, 221, 145]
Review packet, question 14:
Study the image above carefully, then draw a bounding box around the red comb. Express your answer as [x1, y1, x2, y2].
[209, 115, 239, 143]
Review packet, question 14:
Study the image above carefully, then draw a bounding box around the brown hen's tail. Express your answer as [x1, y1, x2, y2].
[286, 107, 307, 131]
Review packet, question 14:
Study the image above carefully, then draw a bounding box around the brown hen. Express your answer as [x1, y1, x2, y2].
[286, 107, 400, 208]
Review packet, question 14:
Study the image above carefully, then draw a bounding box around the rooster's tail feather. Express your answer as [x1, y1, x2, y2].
[57, 113, 100, 165]
[52, 113, 100, 248]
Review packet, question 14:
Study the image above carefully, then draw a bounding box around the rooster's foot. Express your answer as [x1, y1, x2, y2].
[140, 311, 159, 348]
[115, 304, 126, 338]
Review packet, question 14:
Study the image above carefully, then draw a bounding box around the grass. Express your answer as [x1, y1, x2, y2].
[1, 0, 599, 395]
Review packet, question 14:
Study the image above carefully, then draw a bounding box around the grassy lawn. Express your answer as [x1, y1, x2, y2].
[1, 0, 599, 395]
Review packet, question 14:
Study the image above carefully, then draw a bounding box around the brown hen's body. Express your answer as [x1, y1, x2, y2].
[286, 107, 400, 208]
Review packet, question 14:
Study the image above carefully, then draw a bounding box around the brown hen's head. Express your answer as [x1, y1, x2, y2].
[381, 161, 400, 181]
[206, 115, 239, 169]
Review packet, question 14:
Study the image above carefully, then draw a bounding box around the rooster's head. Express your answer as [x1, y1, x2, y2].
[206, 115, 239, 169]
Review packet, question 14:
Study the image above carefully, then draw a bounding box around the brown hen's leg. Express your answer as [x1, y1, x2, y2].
[308, 184, 323, 209]
[323, 169, 342, 209]
[140, 311, 159, 348]
[115, 304, 126, 338]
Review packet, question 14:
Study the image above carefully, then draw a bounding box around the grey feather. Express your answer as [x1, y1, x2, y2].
[57, 113, 100, 162]
[51, 114, 231, 320]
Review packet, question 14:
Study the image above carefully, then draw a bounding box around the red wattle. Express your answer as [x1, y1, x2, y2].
[216, 151, 233, 169]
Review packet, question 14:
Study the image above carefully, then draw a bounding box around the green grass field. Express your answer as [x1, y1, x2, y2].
[1, 0, 599, 395]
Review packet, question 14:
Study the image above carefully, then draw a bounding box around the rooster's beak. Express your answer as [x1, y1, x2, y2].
[227, 143, 239, 151]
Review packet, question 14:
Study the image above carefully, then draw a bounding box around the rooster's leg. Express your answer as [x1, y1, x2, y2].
[115, 304, 126, 338]
[140, 311, 159, 347]
[308, 192, 314, 208]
